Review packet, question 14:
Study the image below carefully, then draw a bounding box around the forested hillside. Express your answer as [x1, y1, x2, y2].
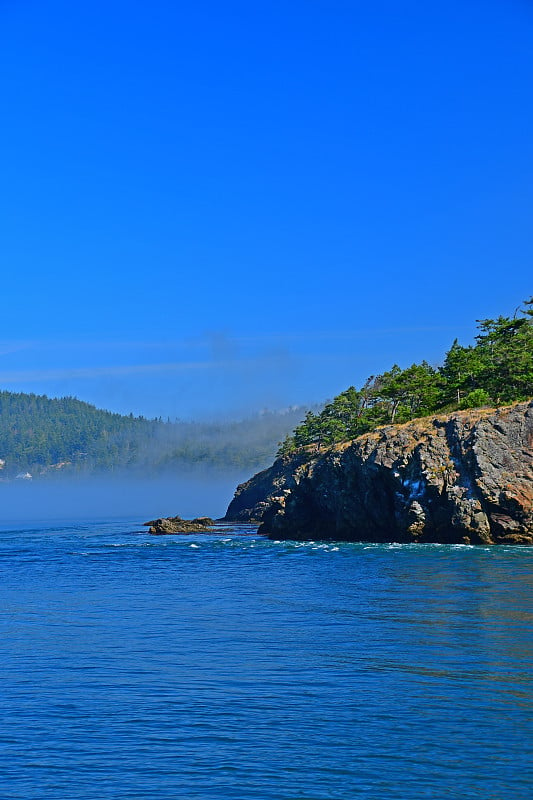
[279, 298, 533, 454]
[0, 393, 308, 478]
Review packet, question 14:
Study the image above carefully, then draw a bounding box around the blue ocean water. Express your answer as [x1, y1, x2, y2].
[1, 520, 532, 800]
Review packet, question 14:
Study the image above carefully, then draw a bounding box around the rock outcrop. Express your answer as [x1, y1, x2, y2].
[224, 451, 312, 522]
[144, 516, 215, 535]
[225, 401, 533, 545]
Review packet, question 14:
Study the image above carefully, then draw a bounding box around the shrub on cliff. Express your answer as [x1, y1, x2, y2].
[278, 298, 533, 455]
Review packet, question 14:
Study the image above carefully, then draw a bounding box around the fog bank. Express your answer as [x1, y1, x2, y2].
[0, 468, 250, 525]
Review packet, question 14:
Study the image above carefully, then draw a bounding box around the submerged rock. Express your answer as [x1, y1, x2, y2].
[144, 515, 216, 535]
[225, 401, 533, 545]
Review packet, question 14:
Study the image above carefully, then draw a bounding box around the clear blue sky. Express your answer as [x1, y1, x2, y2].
[0, 0, 531, 419]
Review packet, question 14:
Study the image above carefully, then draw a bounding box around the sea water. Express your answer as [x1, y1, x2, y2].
[1, 520, 532, 799]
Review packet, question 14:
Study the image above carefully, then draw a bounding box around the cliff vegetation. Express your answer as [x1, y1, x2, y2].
[278, 298, 533, 456]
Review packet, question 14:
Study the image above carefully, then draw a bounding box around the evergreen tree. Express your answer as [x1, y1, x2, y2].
[278, 298, 533, 456]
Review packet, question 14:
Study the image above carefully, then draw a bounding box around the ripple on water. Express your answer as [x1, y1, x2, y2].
[0, 521, 532, 800]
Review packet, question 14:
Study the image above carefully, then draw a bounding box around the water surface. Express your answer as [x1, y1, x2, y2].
[1, 521, 532, 799]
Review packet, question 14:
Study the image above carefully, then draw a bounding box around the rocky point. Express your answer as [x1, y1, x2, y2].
[225, 401, 533, 545]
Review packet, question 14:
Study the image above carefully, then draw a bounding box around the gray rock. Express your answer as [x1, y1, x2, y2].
[144, 515, 215, 535]
[226, 401, 533, 545]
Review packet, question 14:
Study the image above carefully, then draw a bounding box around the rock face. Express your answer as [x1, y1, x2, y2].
[144, 516, 215, 535]
[224, 451, 312, 522]
[225, 401, 533, 545]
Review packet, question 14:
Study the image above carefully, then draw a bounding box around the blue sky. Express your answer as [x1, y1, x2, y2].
[0, 0, 531, 419]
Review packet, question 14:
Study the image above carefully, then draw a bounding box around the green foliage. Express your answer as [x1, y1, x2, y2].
[0, 394, 309, 477]
[278, 298, 533, 456]
[459, 389, 490, 410]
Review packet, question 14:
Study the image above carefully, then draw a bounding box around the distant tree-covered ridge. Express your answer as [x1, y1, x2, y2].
[0, 393, 310, 478]
[278, 298, 533, 456]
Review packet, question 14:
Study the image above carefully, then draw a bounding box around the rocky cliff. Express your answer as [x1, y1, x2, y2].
[225, 401, 533, 545]
[225, 451, 312, 522]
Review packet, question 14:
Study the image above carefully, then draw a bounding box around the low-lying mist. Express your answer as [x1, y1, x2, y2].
[0, 394, 316, 478]
[0, 467, 252, 526]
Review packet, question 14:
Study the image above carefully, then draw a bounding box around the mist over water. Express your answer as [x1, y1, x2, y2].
[0, 403, 306, 526]
[0, 468, 249, 525]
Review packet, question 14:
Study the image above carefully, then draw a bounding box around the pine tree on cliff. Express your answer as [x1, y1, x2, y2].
[278, 298, 533, 456]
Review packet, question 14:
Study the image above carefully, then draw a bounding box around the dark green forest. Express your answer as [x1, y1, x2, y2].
[0, 393, 308, 478]
[278, 298, 533, 455]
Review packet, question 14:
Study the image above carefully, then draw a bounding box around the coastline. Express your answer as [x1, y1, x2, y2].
[225, 401, 533, 545]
